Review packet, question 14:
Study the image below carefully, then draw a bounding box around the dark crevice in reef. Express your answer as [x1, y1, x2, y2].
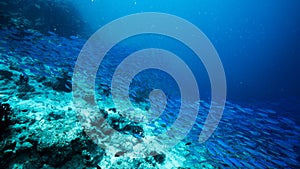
[0, 0, 89, 37]
[0, 103, 11, 139]
[99, 108, 145, 139]
[42, 71, 72, 93]
[16, 74, 36, 100]
[145, 153, 166, 166]
[0, 70, 13, 80]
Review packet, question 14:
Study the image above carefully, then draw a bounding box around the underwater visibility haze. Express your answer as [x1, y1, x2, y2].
[0, 0, 300, 168]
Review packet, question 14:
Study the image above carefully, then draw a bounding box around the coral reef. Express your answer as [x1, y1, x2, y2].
[0, 0, 88, 37]
[16, 74, 35, 99]
[0, 70, 13, 80]
[0, 25, 299, 169]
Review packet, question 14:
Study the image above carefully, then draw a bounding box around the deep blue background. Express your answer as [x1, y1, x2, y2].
[72, 0, 300, 102]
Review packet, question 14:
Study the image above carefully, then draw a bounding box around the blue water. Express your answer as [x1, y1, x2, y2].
[1, 0, 300, 168]
[72, 0, 300, 101]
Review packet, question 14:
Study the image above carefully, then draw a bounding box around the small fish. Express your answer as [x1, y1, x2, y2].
[206, 145, 216, 156]
[228, 158, 243, 168]
[34, 4, 41, 9]
[270, 159, 288, 167]
[240, 161, 255, 169]
[249, 160, 267, 169]
[221, 158, 233, 166]
[47, 31, 57, 36]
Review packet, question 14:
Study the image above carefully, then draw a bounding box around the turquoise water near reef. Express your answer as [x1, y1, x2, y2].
[1, 1, 300, 168]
